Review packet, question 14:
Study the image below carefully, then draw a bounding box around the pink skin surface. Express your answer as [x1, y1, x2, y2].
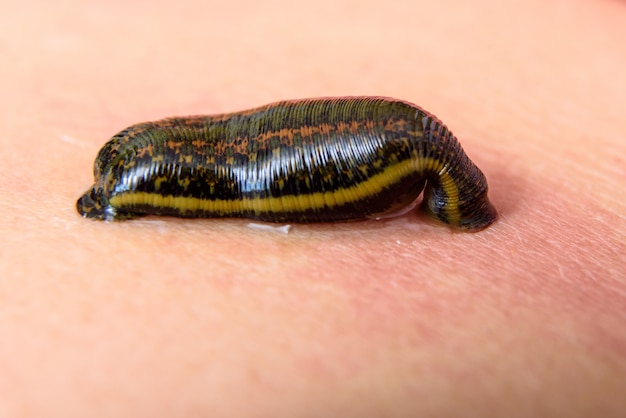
[1, 0, 625, 417]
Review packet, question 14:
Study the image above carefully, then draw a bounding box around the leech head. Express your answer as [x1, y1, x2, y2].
[77, 187, 107, 220]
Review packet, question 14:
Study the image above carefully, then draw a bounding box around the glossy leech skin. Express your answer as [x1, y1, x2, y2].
[77, 97, 497, 230]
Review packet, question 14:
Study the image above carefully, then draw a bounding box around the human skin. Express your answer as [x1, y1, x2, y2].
[0, 0, 625, 417]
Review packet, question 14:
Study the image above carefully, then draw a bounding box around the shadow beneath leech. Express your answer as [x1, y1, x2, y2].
[478, 150, 526, 229]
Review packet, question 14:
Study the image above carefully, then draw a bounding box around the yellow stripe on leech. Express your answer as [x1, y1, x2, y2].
[109, 158, 418, 215]
[416, 157, 462, 224]
[109, 156, 462, 221]
[438, 172, 461, 223]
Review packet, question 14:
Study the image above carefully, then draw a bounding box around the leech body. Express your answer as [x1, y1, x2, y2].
[77, 97, 497, 230]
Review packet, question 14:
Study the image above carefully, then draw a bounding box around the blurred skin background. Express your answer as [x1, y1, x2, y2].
[0, 0, 625, 417]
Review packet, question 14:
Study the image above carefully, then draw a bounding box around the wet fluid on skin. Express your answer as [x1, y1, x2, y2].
[77, 97, 497, 231]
